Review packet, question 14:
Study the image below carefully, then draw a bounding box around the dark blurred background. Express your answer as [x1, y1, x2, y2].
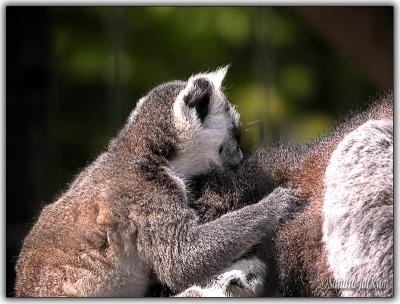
[6, 6, 393, 296]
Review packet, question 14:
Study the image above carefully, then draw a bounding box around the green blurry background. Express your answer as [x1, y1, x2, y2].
[6, 6, 393, 296]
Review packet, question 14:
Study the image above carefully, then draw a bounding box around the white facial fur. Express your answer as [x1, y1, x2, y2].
[171, 66, 241, 178]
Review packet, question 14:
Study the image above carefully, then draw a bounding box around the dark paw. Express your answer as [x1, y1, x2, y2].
[262, 187, 308, 225]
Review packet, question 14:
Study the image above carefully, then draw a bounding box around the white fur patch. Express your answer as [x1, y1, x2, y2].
[175, 285, 226, 297]
[211, 257, 266, 297]
[322, 119, 393, 296]
[176, 257, 266, 297]
[195, 65, 229, 90]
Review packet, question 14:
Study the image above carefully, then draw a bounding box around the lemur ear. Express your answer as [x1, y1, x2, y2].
[184, 78, 212, 122]
[208, 65, 229, 89]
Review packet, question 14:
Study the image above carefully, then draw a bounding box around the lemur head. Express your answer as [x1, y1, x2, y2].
[171, 66, 242, 177]
[119, 66, 242, 178]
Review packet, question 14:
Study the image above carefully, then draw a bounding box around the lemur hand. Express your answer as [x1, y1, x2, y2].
[259, 187, 308, 228]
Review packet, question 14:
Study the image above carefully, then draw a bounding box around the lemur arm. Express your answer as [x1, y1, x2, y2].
[137, 186, 298, 292]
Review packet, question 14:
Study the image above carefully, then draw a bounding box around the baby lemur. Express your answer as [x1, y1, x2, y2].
[15, 67, 299, 297]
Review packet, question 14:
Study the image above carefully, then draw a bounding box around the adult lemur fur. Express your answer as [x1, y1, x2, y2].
[177, 93, 393, 297]
[15, 68, 300, 297]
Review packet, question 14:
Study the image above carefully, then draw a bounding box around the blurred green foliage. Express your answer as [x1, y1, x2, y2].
[46, 7, 377, 190]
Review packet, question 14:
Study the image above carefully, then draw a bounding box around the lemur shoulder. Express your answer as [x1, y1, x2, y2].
[15, 68, 299, 297]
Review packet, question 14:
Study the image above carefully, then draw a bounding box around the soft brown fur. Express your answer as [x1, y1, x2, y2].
[275, 94, 393, 296]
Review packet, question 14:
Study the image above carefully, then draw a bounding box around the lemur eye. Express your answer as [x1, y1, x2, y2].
[218, 145, 224, 154]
